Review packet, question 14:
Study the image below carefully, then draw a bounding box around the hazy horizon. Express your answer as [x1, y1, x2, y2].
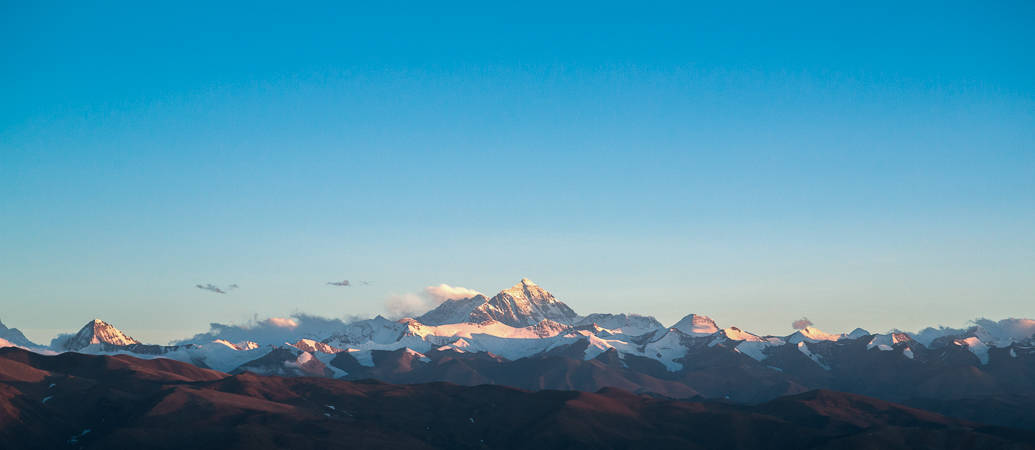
[3, 3, 1033, 345]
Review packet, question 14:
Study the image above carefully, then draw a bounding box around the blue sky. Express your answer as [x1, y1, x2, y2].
[2, 2, 1033, 344]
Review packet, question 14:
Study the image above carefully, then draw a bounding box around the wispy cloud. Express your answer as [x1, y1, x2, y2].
[196, 283, 238, 294]
[327, 280, 373, 287]
[384, 283, 483, 318]
[267, 317, 298, 328]
[385, 293, 427, 318]
[173, 313, 357, 346]
[792, 317, 814, 330]
[424, 284, 482, 302]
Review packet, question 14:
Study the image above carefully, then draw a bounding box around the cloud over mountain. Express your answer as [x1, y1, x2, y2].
[174, 313, 351, 346]
[385, 293, 429, 319]
[792, 317, 813, 330]
[385, 284, 483, 319]
[424, 284, 482, 302]
[267, 317, 299, 328]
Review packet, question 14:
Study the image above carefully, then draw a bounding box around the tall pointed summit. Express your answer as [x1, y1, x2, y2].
[484, 278, 579, 327]
[55, 319, 141, 351]
[418, 278, 578, 327]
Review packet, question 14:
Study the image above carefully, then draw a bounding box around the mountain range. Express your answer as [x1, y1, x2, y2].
[3, 278, 1035, 433]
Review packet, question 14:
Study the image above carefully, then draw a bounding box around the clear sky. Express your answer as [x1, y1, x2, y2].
[2, 2, 1033, 344]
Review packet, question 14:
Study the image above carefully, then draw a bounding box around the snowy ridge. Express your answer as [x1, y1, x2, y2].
[866, 332, 912, 351]
[955, 337, 990, 365]
[6, 280, 1035, 378]
[734, 338, 784, 362]
[787, 326, 848, 344]
[796, 342, 830, 370]
[574, 313, 664, 337]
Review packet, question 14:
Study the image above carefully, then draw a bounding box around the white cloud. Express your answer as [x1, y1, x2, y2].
[385, 293, 428, 319]
[267, 317, 299, 328]
[973, 318, 1035, 342]
[384, 284, 483, 319]
[174, 313, 350, 346]
[424, 284, 482, 302]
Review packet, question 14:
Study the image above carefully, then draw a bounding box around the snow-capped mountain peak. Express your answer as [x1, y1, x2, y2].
[496, 278, 557, 308]
[482, 278, 579, 327]
[845, 328, 870, 340]
[419, 278, 578, 327]
[720, 326, 764, 342]
[670, 314, 719, 336]
[56, 319, 141, 351]
[786, 326, 845, 344]
[290, 338, 341, 354]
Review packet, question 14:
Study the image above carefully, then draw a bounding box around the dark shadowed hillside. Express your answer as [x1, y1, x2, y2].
[2, 348, 1033, 450]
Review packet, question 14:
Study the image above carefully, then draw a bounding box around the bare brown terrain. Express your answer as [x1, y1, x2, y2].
[2, 347, 1033, 450]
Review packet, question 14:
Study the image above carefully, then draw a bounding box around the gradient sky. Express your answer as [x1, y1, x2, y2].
[2, 2, 1033, 344]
